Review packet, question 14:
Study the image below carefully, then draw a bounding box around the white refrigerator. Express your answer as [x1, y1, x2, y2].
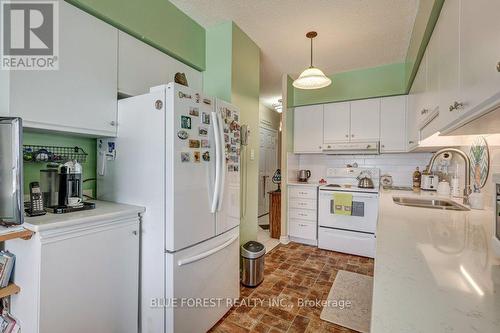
[97, 83, 241, 333]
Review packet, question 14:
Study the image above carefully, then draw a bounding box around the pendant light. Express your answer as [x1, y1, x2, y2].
[293, 31, 332, 90]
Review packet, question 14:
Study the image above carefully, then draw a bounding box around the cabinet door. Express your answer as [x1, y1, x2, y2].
[323, 102, 350, 143]
[349, 98, 380, 142]
[10, 2, 118, 136]
[425, 30, 440, 115]
[380, 96, 406, 152]
[118, 32, 202, 96]
[293, 104, 324, 153]
[437, 0, 461, 128]
[0, 72, 8, 116]
[407, 56, 426, 150]
[39, 221, 140, 333]
[460, 0, 500, 115]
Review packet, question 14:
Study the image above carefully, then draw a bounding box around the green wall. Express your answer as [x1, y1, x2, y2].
[292, 62, 406, 107]
[204, 22, 260, 245]
[65, 0, 206, 70]
[23, 131, 97, 197]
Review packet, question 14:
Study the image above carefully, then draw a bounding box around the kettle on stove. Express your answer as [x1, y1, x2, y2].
[357, 173, 374, 189]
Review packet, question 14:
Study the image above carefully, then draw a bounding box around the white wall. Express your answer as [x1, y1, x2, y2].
[289, 153, 432, 186]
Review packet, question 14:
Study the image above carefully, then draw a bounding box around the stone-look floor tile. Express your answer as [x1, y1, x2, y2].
[210, 242, 374, 333]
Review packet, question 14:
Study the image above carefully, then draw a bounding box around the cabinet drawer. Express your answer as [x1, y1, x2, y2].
[289, 187, 317, 200]
[289, 209, 316, 221]
[289, 198, 317, 210]
[289, 219, 316, 240]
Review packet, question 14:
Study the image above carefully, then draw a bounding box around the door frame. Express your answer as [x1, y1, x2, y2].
[258, 124, 279, 218]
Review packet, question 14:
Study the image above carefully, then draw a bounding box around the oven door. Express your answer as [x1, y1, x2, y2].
[318, 190, 379, 233]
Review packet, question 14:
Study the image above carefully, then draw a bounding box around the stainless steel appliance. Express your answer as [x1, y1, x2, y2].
[493, 174, 500, 256]
[0, 118, 23, 225]
[318, 168, 380, 258]
[40, 169, 59, 208]
[421, 174, 438, 191]
[58, 160, 83, 207]
[298, 169, 311, 182]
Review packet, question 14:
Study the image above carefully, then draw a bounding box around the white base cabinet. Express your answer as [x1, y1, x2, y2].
[6, 216, 140, 333]
[287, 185, 318, 245]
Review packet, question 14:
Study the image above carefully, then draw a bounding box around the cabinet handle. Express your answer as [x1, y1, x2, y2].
[298, 224, 307, 227]
[420, 109, 429, 115]
[351, 134, 355, 138]
[449, 101, 464, 112]
[110, 121, 117, 126]
[318, 146, 322, 149]
[496, 61, 500, 72]
[132, 230, 138, 235]
[327, 145, 331, 148]
[409, 141, 414, 144]
[345, 134, 349, 138]
[381, 144, 385, 148]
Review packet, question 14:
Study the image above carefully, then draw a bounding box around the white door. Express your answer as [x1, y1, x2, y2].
[293, 104, 324, 152]
[39, 221, 139, 333]
[380, 96, 407, 152]
[460, 0, 500, 115]
[258, 126, 278, 216]
[167, 228, 239, 333]
[9, 1, 118, 136]
[437, 0, 461, 127]
[215, 100, 240, 235]
[323, 102, 350, 143]
[349, 98, 380, 142]
[169, 84, 217, 251]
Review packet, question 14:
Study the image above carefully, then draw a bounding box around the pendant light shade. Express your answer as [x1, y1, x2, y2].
[293, 31, 332, 90]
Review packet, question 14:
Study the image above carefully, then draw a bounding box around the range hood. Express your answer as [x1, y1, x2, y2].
[322, 142, 380, 155]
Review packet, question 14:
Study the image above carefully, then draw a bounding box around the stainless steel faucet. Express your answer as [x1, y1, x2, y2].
[428, 148, 471, 205]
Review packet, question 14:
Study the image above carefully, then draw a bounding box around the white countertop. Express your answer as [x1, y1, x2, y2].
[23, 200, 145, 232]
[372, 189, 500, 333]
[287, 181, 321, 188]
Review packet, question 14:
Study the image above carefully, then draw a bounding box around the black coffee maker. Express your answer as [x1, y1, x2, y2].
[58, 160, 83, 207]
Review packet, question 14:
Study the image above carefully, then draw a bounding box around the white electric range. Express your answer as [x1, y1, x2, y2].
[318, 167, 380, 258]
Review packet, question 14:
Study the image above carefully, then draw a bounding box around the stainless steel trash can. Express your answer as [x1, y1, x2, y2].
[241, 241, 266, 287]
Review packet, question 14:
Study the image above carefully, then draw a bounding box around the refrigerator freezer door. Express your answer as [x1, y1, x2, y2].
[215, 100, 241, 235]
[165, 227, 239, 333]
[0, 118, 23, 225]
[167, 83, 217, 251]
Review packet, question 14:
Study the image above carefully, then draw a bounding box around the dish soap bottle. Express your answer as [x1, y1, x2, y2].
[412, 167, 421, 192]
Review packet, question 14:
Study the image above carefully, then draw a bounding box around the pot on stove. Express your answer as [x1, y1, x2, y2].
[357, 173, 374, 189]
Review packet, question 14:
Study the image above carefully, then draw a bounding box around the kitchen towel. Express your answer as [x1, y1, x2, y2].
[333, 192, 352, 215]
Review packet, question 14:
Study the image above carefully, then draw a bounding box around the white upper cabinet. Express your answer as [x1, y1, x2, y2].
[118, 32, 202, 96]
[293, 105, 324, 153]
[407, 55, 426, 150]
[9, 2, 118, 137]
[459, 0, 500, 117]
[349, 98, 380, 142]
[323, 102, 350, 143]
[437, 0, 461, 128]
[380, 96, 407, 153]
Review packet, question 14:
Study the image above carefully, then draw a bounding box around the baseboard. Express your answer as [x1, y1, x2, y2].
[279, 236, 290, 244]
[288, 236, 317, 246]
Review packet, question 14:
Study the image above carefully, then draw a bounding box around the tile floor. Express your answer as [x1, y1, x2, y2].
[257, 215, 280, 252]
[209, 242, 375, 333]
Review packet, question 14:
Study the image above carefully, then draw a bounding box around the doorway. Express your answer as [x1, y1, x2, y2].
[257, 125, 278, 233]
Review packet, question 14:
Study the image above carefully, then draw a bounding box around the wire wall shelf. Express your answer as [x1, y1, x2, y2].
[23, 145, 88, 164]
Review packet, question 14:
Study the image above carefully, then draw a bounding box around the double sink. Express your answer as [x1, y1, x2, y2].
[393, 196, 470, 211]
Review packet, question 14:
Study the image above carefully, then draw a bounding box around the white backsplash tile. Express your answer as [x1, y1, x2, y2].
[290, 153, 432, 186]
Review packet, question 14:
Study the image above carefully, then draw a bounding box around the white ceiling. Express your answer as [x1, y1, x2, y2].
[171, 0, 419, 108]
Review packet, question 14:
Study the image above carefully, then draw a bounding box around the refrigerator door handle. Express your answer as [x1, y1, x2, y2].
[211, 111, 222, 213]
[216, 111, 226, 211]
[177, 234, 239, 266]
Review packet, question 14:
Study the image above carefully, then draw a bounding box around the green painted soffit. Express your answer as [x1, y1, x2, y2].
[65, 0, 206, 71]
[292, 62, 406, 107]
[404, 0, 445, 91]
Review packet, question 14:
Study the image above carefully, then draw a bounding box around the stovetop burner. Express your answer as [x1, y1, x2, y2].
[325, 184, 341, 188]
